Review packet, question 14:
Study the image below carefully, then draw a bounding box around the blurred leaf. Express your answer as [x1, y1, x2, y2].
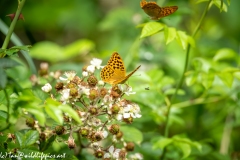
[185, 71, 198, 86]
[164, 27, 177, 45]
[121, 126, 143, 144]
[0, 68, 7, 89]
[152, 137, 173, 149]
[176, 31, 194, 50]
[196, 0, 209, 4]
[59, 104, 82, 124]
[200, 70, 215, 89]
[0, 58, 20, 69]
[45, 98, 63, 124]
[40, 135, 56, 151]
[26, 107, 46, 126]
[24, 130, 39, 147]
[213, 48, 237, 61]
[164, 88, 185, 96]
[217, 72, 233, 87]
[30, 41, 64, 62]
[5, 45, 32, 56]
[63, 39, 94, 58]
[140, 22, 164, 38]
[174, 142, 191, 159]
[211, 0, 228, 12]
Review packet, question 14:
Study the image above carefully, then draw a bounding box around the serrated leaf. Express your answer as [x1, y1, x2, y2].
[24, 130, 39, 147]
[164, 27, 177, 44]
[217, 72, 233, 87]
[0, 68, 7, 89]
[153, 137, 173, 149]
[140, 22, 164, 38]
[0, 58, 20, 68]
[15, 132, 24, 147]
[121, 126, 143, 144]
[213, 48, 236, 61]
[59, 105, 82, 124]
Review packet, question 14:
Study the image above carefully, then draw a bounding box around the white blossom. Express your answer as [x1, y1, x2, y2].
[60, 89, 70, 103]
[82, 71, 88, 77]
[104, 146, 121, 159]
[41, 83, 52, 92]
[59, 71, 76, 82]
[87, 65, 95, 73]
[90, 58, 103, 69]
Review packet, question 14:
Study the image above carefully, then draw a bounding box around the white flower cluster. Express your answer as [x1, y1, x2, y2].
[41, 57, 142, 159]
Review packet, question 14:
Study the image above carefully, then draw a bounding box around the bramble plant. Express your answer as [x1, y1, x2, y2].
[1, 0, 240, 159]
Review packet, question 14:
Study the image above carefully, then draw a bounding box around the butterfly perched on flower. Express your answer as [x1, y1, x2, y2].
[140, 0, 178, 20]
[101, 52, 141, 85]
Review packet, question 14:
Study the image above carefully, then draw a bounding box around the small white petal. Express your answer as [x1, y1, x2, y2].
[87, 65, 95, 73]
[41, 83, 52, 92]
[82, 71, 88, 77]
[109, 146, 114, 154]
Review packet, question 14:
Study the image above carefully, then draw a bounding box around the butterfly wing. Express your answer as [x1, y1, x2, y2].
[101, 52, 126, 85]
[141, 1, 162, 20]
[158, 6, 178, 19]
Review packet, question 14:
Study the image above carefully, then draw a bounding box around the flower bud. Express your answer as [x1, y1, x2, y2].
[94, 150, 104, 158]
[89, 106, 98, 115]
[26, 117, 35, 128]
[89, 89, 98, 100]
[54, 126, 65, 135]
[87, 75, 98, 87]
[116, 131, 123, 140]
[125, 142, 135, 152]
[67, 136, 76, 149]
[111, 104, 120, 114]
[79, 128, 89, 137]
[55, 82, 64, 91]
[109, 124, 120, 135]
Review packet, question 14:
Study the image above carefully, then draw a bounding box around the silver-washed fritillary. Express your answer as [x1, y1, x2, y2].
[140, 0, 178, 20]
[100, 52, 141, 85]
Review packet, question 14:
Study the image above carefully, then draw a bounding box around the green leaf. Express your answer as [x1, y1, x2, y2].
[217, 72, 233, 87]
[121, 126, 143, 144]
[45, 98, 63, 124]
[185, 71, 198, 86]
[24, 130, 39, 147]
[0, 68, 7, 89]
[40, 135, 56, 151]
[15, 132, 24, 147]
[153, 137, 173, 149]
[176, 31, 189, 50]
[196, 0, 209, 4]
[0, 58, 20, 69]
[140, 22, 164, 38]
[213, 48, 237, 61]
[164, 27, 177, 44]
[63, 39, 95, 58]
[30, 41, 64, 62]
[211, 0, 228, 12]
[5, 45, 31, 56]
[200, 70, 215, 89]
[59, 105, 82, 124]
[26, 107, 46, 126]
[164, 88, 185, 96]
[0, 110, 7, 120]
[174, 142, 191, 159]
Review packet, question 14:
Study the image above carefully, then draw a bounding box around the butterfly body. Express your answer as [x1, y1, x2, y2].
[140, 0, 178, 20]
[101, 52, 141, 85]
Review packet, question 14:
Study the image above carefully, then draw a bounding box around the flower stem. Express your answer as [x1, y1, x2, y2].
[161, 0, 212, 159]
[0, 0, 26, 57]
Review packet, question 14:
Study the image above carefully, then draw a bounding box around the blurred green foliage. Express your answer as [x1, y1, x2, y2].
[1, 0, 240, 159]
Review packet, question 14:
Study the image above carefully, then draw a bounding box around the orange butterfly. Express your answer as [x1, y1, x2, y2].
[140, 0, 178, 20]
[101, 52, 141, 85]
